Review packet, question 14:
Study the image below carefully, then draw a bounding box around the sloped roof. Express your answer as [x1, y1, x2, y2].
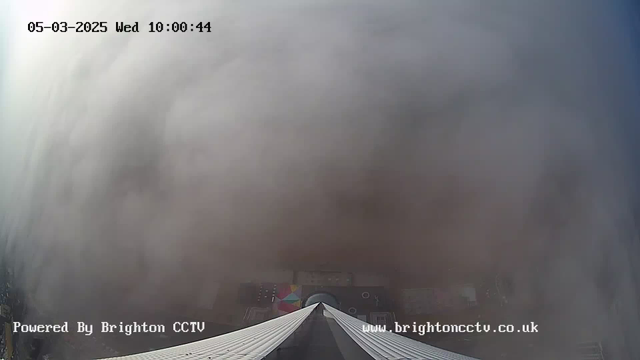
[99, 303, 318, 360]
[324, 304, 478, 360]
[99, 302, 479, 360]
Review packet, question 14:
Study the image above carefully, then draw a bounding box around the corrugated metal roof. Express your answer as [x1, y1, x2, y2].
[97, 302, 480, 360]
[99, 303, 318, 360]
[324, 304, 479, 360]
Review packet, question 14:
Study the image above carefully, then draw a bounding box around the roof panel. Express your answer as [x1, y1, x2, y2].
[99, 303, 318, 360]
[324, 304, 479, 360]
[98, 302, 480, 360]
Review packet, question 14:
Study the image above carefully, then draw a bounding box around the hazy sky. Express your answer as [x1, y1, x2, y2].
[1, 0, 640, 357]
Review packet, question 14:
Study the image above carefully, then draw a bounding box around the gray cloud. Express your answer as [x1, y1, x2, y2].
[1, 0, 639, 357]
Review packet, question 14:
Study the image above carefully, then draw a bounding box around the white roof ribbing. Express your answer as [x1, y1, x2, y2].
[97, 302, 480, 360]
[98, 303, 318, 360]
[324, 304, 479, 360]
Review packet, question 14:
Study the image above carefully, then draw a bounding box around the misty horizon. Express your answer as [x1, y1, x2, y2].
[1, 0, 640, 358]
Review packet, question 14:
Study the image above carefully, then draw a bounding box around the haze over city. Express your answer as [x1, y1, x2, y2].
[1, 0, 639, 358]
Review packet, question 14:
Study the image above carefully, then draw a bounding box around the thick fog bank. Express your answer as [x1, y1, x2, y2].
[1, 0, 640, 357]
